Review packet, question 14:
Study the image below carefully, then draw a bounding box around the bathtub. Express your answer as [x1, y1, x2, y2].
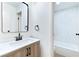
[54, 41, 79, 57]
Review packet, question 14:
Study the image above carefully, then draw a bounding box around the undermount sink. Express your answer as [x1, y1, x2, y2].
[1, 37, 38, 47]
[9, 40, 26, 46]
[9, 38, 32, 46]
[9, 41, 21, 46]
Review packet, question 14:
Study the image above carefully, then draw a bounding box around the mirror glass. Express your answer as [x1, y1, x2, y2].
[1, 2, 29, 33]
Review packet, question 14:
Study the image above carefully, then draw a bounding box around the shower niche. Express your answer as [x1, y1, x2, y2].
[1, 2, 29, 33]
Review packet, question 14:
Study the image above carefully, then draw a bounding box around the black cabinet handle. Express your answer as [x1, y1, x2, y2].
[28, 47, 31, 55]
[26, 48, 28, 56]
[26, 47, 31, 56]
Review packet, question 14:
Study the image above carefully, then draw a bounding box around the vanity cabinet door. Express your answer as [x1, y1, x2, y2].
[25, 41, 40, 57]
[11, 50, 22, 57]
[24, 44, 34, 57]
[23, 42, 40, 57]
[33, 41, 40, 57]
[2, 49, 22, 57]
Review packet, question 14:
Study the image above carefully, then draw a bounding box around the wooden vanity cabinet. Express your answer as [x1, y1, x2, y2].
[2, 41, 40, 57]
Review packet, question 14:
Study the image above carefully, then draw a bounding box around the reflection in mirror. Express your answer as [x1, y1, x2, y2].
[1, 2, 29, 33]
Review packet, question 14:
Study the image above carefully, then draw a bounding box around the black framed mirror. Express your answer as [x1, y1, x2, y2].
[1, 2, 29, 33]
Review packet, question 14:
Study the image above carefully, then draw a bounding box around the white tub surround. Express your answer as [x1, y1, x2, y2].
[54, 41, 79, 57]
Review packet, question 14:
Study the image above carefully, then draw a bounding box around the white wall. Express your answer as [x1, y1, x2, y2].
[54, 2, 79, 44]
[0, 2, 31, 43]
[29, 2, 54, 57]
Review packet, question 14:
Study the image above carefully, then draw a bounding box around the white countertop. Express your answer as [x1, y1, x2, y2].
[0, 37, 40, 56]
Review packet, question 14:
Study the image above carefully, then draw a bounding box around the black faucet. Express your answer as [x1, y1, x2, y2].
[16, 33, 22, 41]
